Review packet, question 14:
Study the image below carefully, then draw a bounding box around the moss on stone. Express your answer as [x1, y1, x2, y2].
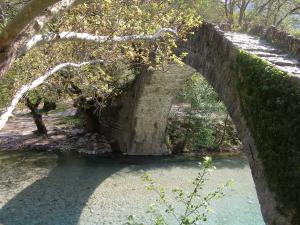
[236, 51, 300, 224]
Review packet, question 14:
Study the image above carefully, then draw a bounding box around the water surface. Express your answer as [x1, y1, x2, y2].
[0, 151, 265, 225]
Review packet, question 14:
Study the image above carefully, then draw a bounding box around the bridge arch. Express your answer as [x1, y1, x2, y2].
[108, 23, 300, 225]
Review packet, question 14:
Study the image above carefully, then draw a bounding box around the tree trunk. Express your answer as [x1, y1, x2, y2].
[0, 4, 4, 22]
[238, 0, 251, 28]
[25, 97, 47, 135]
[74, 96, 101, 133]
[229, 0, 236, 25]
[217, 114, 229, 148]
[224, 0, 229, 17]
[264, 1, 274, 26]
[238, 1, 245, 26]
[225, 0, 235, 27]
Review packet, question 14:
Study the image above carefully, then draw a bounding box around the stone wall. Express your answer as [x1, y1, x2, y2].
[111, 64, 194, 155]
[250, 25, 300, 59]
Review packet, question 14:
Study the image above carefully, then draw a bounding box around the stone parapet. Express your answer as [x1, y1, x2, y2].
[249, 25, 300, 59]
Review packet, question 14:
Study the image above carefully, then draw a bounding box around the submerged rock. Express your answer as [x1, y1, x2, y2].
[76, 134, 112, 155]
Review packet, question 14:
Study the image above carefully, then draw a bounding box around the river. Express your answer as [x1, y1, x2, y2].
[0, 151, 265, 225]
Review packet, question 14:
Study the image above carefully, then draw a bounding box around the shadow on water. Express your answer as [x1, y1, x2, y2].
[0, 153, 124, 225]
[0, 152, 249, 225]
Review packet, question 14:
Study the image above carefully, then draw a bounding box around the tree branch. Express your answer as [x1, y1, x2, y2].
[0, 59, 103, 130]
[0, 0, 61, 48]
[21, 28, 178, 55]
[275, 6, 300, 27]
[0, 0, 80, 78]
[256, 0, 273, 15]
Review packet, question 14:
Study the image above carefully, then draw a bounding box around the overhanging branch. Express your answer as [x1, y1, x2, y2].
[0, 59, 103, 130]
[0, 0, 80, 78]
[21, 28, 178, 55]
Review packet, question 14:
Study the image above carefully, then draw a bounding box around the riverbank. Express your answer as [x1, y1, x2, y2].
[0, 108, 114, 154]
[0, 109, 242, 156]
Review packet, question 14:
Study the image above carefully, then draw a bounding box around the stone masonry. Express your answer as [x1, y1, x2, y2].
[112, 64, 195, 155]
[176, 22, 300, 225]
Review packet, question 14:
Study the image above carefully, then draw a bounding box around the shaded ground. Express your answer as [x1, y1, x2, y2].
[0, 108, 111, 154]
[0, 108, 76, 150]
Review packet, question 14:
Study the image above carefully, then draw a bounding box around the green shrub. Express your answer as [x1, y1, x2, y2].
[167, 74, 239, 152]
[126, 157, 233, 225]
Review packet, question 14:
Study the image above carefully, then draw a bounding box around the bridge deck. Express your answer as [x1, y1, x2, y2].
[224, 32, 300, 76]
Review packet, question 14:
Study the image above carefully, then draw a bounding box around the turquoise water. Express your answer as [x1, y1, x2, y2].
[0, 152, 265, 225]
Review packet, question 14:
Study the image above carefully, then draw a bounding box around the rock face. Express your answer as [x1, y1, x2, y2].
[77, 133, 112, 155]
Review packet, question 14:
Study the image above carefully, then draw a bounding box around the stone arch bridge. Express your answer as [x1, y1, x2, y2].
[98, 23, 300, 225]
